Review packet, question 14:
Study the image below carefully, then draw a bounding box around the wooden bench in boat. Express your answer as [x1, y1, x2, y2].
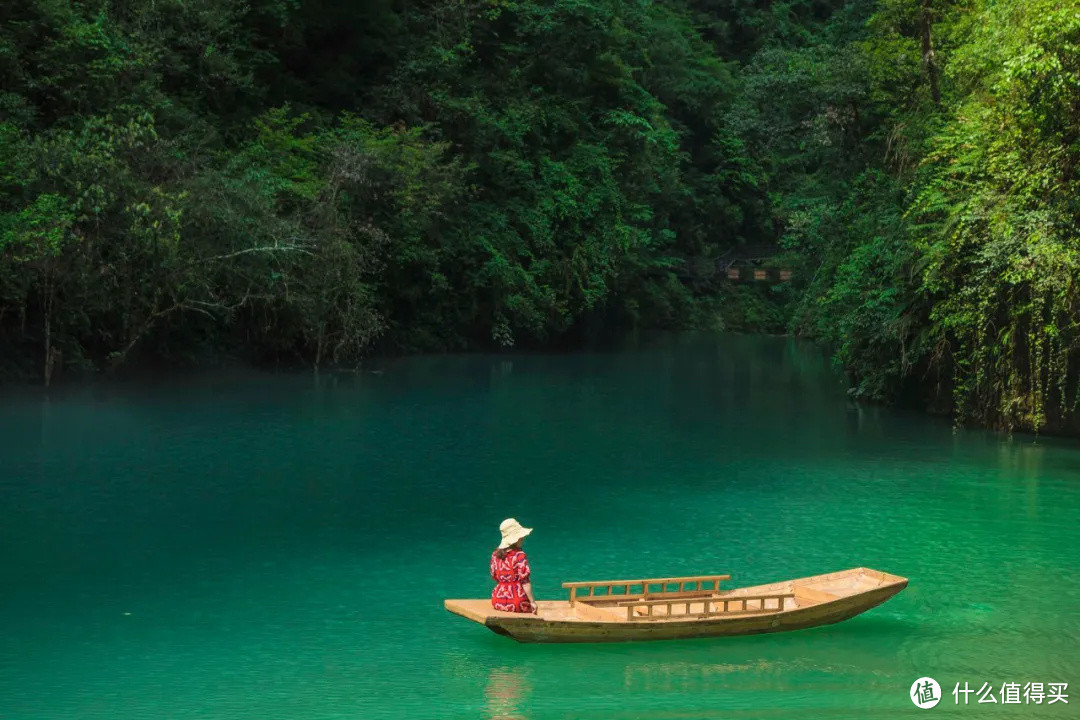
[616, 592, 795, 621]
[793, 586, 838, 604]
[562, 574, 730, 606]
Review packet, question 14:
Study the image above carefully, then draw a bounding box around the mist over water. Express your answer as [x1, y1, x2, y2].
[1, 333, 1078, 719]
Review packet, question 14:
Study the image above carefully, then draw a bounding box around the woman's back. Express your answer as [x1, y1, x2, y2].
[490, 518, 536, 613]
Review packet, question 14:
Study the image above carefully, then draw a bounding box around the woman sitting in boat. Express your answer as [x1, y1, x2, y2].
[491, 518, 537, 614]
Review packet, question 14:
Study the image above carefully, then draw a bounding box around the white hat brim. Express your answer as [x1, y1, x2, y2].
[498, 526, 532, 549]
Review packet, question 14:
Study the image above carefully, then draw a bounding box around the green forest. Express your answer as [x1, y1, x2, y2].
[2, 0, 1078, 433]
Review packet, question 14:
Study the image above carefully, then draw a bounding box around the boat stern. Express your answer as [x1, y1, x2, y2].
[444, 599, 495, 625]
[444, 599, 538, 640]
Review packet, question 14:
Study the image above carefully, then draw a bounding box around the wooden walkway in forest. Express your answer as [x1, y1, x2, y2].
[668, 244, 792, 283]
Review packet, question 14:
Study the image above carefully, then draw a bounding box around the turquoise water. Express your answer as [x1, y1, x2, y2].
[1, 334, 1078, 719]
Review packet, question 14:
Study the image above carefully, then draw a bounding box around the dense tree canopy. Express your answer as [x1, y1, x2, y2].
[775, 0, 1080, 433]
[2, 0, 1079, 433]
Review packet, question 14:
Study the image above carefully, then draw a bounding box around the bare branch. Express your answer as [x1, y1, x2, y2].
[196, 244, 314, 264]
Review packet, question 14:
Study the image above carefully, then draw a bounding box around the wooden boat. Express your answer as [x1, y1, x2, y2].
[444, 567, 907, 643]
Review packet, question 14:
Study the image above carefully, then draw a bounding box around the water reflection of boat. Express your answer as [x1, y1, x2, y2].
[446, 567, 907, 643]
[484, 666, 530, 720]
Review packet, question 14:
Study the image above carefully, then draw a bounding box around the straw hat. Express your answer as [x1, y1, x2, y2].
[498, 518, 533, 549]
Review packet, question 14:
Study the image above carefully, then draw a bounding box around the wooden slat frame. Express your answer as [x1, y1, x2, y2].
[618, 592, 794, 621]
[563, 575, 730, 605]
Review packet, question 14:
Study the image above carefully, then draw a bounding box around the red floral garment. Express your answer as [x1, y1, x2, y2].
[491, 549, 533, 613]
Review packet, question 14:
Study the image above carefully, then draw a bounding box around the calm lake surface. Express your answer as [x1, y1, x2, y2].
[1, 333, 1078, 719]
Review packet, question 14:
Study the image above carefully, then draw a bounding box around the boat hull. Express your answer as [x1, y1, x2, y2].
[445, 567, 907, 643]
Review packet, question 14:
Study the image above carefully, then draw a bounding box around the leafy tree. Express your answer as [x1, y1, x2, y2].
[4, 0, 1079, 436]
